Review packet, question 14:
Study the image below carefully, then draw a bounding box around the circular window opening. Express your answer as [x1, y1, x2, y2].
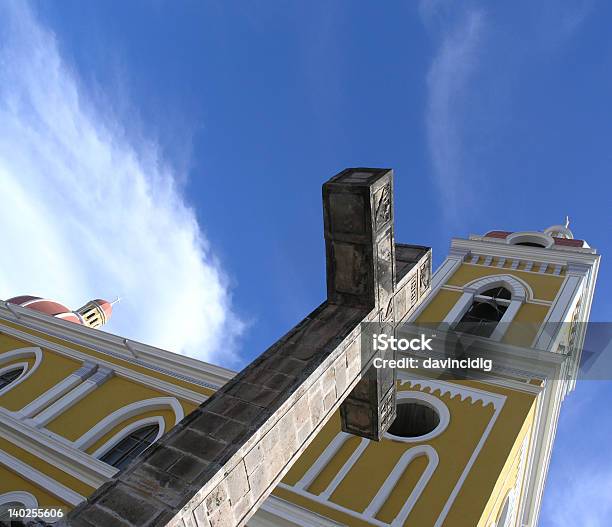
[514, 242, 546, 248]
[387, 401, 440, 438]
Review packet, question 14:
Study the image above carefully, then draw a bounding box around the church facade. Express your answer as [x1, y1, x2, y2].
[0, 218, 599, 526]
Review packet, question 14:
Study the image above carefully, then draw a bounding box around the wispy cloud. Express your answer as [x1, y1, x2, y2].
[0, 2, 243, 365]
[423, 7, 485, 224]
[541, 458, 612, 527]
[540, 381, 612, 527]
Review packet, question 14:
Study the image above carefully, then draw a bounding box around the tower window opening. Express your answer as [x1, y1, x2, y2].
[100, 424, 159, 470]
[456, 287, 512, 338]
[387, 401, 440, 438]
[0, 368, 24, 390]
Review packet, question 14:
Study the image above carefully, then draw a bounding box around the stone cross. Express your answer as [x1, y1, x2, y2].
[65, 168, 430, 527]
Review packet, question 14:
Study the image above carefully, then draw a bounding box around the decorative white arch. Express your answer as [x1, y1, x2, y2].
[363, 445, 439, 527]
[73, 396, 184, 451]
[385, 390, 450, 443]
[91, 415, 165, 460]
[506, 231, 554, 248]
[442, 274, 528, 342]
[463, 274, 530, 302]
[0, 347, 43, 397]
[0, 490, 38, 509]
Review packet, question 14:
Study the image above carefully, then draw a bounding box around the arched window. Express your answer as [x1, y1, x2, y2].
[0, 501, 24, 522]
[99, 424, 159, 470]
[0, 492, 38, 523]
[456, 287, 512, 337]
[0, 367, 24, 390]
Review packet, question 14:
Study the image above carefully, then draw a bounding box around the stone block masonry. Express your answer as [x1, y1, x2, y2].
[63, 168, 431, 527]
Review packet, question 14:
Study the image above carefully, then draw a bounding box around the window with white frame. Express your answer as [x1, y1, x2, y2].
[456, 286, 512, 338]
[0, 367, 24, 390]
[99, 423, 160, 470]
[442, 275, 527, 342]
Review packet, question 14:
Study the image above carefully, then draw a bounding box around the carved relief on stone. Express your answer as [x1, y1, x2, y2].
[420, 258, 431, 292]
[374, 184, 391, 230]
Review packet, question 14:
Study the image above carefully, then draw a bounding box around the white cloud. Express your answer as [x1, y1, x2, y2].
[541, 467, 612, 527]
[423, 9, 485, 224]
[0, 2, 243, 365]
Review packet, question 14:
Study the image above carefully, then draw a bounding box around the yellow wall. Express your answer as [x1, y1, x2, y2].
[0, 320, 214, 398]
[46, 375, 197, 441]
[0, 465, 71, 511]
[446, 264, 563, 302]
[0, 436, 95, 499]
[416, 289, 462, 323]
[0, 335, 81, 412]
[277, 380, 537, 527]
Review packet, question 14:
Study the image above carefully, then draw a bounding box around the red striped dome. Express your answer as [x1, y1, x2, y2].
[6, 295, 115, 328]
[7, 296, 74, 317]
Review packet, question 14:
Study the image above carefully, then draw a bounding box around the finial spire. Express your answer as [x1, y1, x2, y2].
[110, 297, 121, 306]
[565, 215, 570, 229]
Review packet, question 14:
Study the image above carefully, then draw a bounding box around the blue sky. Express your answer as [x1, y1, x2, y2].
[0, 0, 610, 525]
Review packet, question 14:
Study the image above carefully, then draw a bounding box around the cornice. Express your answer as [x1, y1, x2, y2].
[0, 302, 236, 390]
[452, 238, 599, 266]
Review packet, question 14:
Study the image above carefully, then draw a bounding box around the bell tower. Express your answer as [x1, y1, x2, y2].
[260, 221, 599, 527]
[75, 298, 117, 329]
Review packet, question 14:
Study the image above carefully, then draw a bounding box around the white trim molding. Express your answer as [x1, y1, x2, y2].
[0, 490, 38, 509]
[409, 248, 468, 322]
[280, 444, 438, 527]
[92, 415, 165, 459]
[30, 367, 114, 428]
[0, 301, 235, 390]
[0, 347, 43, 397]
[385, 391, 450, 443]
[73, 396, 184, 451]
[0, 322, 209, 405]
[0, 407, 116, 485]
[256, 495, 345, 527]
[0, 448, 85, 506]
[363, 445, 438, 527]
[16, 361, 98, 420]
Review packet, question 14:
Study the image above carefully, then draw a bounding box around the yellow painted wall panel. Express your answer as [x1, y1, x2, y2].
[46, 376, 195, 441]
[0, 465, 70, 510]
[0, 437, 95, 498]
[375, 454, 428, 523]
[0, 336, 80, 412]
[275, 380, 537, 527]
[503, 303, 551, 347]
[446, 264, 563, 301]
[306, 435, 362, 496]
[415, 289, 462, 323]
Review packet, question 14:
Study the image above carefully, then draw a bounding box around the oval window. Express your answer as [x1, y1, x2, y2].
[387, 401, 440, 438]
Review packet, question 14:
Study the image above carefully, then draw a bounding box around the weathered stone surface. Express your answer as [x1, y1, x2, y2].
[64, 168, 432, 527]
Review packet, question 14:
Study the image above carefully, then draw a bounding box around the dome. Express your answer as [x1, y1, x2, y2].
[6, 295, 115, 329]
[544, 225, 573, 239]
[544, 216, 574, 240]
[7, 296, 74, 317]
